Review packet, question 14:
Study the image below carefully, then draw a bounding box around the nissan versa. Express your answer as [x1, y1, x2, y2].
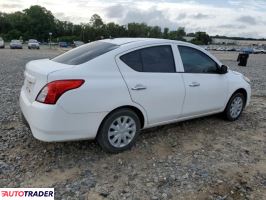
[20, 38, 251, 153]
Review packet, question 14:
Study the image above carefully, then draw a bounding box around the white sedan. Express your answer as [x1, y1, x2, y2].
[20, 38, 251, 153]
[28, 39, 40, 49]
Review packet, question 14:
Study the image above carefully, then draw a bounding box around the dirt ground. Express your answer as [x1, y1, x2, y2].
[0, 48, 265, 200]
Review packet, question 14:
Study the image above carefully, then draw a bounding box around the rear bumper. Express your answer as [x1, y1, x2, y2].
[28, 45, 39, 48]
[20, 90, 107, 142]
[10, 46, 22, 49]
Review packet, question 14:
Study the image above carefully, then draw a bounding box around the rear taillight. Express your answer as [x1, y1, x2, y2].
[36, 80, 84, 104]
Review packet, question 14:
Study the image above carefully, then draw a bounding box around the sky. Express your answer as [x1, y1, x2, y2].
[1, 0, 266, 38]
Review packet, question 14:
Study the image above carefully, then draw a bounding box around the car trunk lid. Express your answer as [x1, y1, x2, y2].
[22, 59, 74, 103]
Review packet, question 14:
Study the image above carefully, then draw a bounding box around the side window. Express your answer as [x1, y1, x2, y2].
[178, 46, 218, 73]
[120, 50, 142, 72]
[141, 46, 175, 73]
[120, 45, 176, 73]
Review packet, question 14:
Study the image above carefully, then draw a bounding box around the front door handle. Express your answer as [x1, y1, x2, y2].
[189, 82, 200, 87]
[131, 84, 147, 91]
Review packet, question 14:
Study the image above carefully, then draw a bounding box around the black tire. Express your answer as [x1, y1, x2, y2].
[224, 93, 246, 121]
[97, 109, 141, 153]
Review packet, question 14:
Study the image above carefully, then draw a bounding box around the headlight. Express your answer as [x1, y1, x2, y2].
[242, 75, 251, 84]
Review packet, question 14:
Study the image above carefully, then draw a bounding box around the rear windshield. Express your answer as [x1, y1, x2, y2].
[52, 41, 119, 65]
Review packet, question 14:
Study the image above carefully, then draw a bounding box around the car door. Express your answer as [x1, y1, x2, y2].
[116, 44, 185, 125]
[177, 45, 229, 117]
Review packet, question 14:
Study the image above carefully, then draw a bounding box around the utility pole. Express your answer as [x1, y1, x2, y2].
[49, 32, 52, 49]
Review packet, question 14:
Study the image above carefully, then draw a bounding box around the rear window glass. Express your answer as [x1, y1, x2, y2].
[52, 41, 119, 65]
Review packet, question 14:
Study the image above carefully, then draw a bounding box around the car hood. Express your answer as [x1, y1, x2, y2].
[230, 70, 242, 76]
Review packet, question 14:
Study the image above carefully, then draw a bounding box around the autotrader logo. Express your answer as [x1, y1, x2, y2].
[0, 188, 54, 200]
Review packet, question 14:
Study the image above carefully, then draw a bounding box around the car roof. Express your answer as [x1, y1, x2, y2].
[102, 37, 222, 66]
[102, 38, 187, 46]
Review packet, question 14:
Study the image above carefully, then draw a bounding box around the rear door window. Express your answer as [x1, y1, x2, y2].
[120, 45, 176, 73]
[53, 41, 119, 65]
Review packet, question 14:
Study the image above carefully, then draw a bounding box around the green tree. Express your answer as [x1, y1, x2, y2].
[127, 23, 150, 37]
[0, 5, 217, 44]
[23, 5, 56, 41]
[176, 27, 186, 40]
[163, 27, 169, 39]
[191, 32, 212, 45]
[90, 14, 104, 28]
[149, 26, 162, 38]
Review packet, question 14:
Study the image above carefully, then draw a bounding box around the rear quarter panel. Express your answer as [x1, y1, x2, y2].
[48, 53, 144, 115]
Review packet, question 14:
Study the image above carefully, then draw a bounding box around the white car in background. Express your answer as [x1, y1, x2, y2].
[253, 48, 266, 54]
[28, 39, 40, 49]
[20, 38, 251, 153]
[0, 37, 4, 48]
[10, 40, 23, 49]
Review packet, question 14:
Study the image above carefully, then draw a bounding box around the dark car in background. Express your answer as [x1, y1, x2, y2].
[59, 41, 68, 48]
[10, 40, 23, 49]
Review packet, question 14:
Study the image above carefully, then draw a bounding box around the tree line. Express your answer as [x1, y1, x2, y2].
[0, 5, 212, 45]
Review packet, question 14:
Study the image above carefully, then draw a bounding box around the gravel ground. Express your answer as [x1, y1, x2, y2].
[0, 48, 265, 200]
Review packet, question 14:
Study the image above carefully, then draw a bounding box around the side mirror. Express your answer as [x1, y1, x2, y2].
[219, 65, 228, 74]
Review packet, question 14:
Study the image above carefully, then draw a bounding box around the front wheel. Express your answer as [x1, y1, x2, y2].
[97, 109, 141, 153]
[224, 93, 245, 121]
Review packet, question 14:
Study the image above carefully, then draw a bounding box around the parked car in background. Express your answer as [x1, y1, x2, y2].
[0, 37, 5, 48]
[73, 41, 84, 48]
[10, 40, 23, 49]
[28, 39, 40, 49]
[20, 38, 251, 153]
[59, 41, 68, 48]
[226, 47, 236, 51]
[253, 48, 266, 54]
[240, 47, 254, 54]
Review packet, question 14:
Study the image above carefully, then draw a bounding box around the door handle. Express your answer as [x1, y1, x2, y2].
[189, 82, 200, 87]
[131, 84, 147, 91]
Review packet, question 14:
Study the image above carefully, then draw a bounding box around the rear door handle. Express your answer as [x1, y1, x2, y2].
[189, 82, 200, 87]
[131, 84, 147, 91]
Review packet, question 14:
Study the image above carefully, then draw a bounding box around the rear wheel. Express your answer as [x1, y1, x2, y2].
[97, 109, 141, 153]
[224, 93, 245, 121]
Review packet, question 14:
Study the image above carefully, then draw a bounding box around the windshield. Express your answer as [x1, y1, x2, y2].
[29, 39, 37, 43]
[52, 41, 119, 65]
[11, 40, 20, 43]
[74, 41, 84, 45]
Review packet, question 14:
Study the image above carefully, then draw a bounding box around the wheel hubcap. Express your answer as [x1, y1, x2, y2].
[108, 116, 136, 148]
[230, 96, 243, 119]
